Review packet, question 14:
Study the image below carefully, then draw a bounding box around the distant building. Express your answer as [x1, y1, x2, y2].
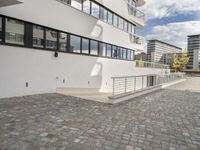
[163, 53, 182, 68]
[147, 39, 182, 63]
[135, 52, 147, 61]
[187, 34, 200, 70]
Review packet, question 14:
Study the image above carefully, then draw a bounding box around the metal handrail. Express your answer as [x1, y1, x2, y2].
[135, 60, 170, 69]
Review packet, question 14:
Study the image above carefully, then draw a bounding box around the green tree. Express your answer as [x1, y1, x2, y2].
[172, 52, 189, 72]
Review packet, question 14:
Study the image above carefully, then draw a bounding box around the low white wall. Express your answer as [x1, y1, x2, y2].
[0, 45, 168, 98]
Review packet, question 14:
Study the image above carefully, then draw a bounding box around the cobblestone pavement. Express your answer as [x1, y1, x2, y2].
[1, 78, 200, 150]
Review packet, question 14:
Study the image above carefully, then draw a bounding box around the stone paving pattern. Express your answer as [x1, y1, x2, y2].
[1, 78, 200, 150]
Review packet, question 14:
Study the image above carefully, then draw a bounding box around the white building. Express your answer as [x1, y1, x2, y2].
[0, 0, 169, 98]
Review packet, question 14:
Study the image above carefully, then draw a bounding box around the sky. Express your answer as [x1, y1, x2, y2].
[137, 0, 200, 52]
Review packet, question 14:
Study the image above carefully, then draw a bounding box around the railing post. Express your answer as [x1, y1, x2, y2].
[134, 77, 136, 91]
[113, 78, 115, 96]
[142, 76, 144, 89]
[125, 77, 127, 93]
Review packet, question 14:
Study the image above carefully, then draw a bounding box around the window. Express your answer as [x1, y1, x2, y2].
[0, 17, 2, 41]
[45, 29, 57, 49]
[33, 25, 44, 48]
[82, 38, 89, 54]
[83, 0, 90, 14]
[90, 40, 98, 55]
[100, 7, 108, 22]
[5, 18, 24, 45]
[128, 23, 132, 34]
[118, 47, 123, 59]
[99, 42, 106, 57]
[113, 14, 118, 27]
[130, 50, 134, 60]
[131, 25, 135, 35]
[124, 21, 128, 32]
[70, 35, 81, 53]
[91, 2, 100, 18]
[118, 17, 124, 30]
[112, 46, 117, 58]
[107, 11, 113, 24]
[71, 0, 82, 10]
[122, 48, 127, 60]
[127, 50, 131, 60]
[59, 32, 68, 51]
[106, 44, 112, 57]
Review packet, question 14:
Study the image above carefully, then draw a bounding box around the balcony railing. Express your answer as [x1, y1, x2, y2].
[125, 0, 145, 21]
[135, 60, 170, 69]
[131, 34, 144, 45]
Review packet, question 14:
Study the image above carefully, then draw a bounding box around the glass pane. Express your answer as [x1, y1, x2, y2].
[33, 25, 44, 48]
[71, 0, 82, 10]
[83, 0, 90, 14]
[118, 47, 123, 59]
[118, 17, 124, 30]
[124, 21, 128, 32]
[99, 43, 106, 57]
[46, 29, 57, 49]
[100, 7, 108, 22]
[90, 40, 98, 55]
[127, 50, 131, 60]
[59, 32, 68, 51]
[107, 11, 113, 24]
[91, 2, 99, 18]
[82, 38, 89, 54]
[112, 46, 117, 58]
[106, 44, 112, 57]
[128, 23, 132, 34]
[122, 48, 127, 60]
[130, 50, 134, 60]
[0, 17, 2, 42]
[5, 18, 24, 45]
[131, 25, 135, 35]
[113, 14, 118, 27]
[70, 35, 81, 53]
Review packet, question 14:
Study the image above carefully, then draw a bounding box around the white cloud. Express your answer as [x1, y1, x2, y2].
[141, 0, 200, 20]
[145, 21, 200, 50]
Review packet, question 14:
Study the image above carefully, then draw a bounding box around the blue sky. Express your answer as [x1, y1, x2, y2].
[137, 0, 200, 51]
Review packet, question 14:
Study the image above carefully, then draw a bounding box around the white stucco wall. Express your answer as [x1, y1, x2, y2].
[0, 45, 167, 98]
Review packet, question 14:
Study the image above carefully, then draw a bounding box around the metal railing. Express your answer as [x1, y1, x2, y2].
[112, 74, 157, 96]
[157, 73, 186, 84]
[111, 73, 186, 97]
[135, 60, 170, 69]
[131, 34, 144, 45]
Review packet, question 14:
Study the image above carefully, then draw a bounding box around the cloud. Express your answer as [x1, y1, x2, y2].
[141, 0, 200, 20]
[145, 21, 200, 50]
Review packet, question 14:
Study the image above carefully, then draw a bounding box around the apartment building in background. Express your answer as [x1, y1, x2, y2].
[147, 39, 182, 63]
[0, 0, 170, 98]
[187, 34, 200, 70]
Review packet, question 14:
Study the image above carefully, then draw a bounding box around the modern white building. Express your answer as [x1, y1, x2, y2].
[0, 0, 169, 99]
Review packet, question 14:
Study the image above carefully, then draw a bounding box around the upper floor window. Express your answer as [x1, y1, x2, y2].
[91, 2, 100, 18]
[106, 44, 112, 57]
[5, 18, 24, 45]
[118, 47, 123, 59]
[46, 29, 57, 49]
[130, 50, 134, 60]
[0, 17, 2, 42]
[83, 0, 90, 14]
[33, 25, 44, 48]
[100, 7, 108, 22]
[90, 40, 98, 55]
[112, 46, 117, 58]
[124, 21, 128, 32]
[122, 48, 127, 60]
[70, 35, 81, 53]
[99, 42, 106, 57]
[107, 11, 113, 25]
[82, 38, 89, 54]
[71, 0, 82, 10]
[59, 32, 68, 51]
[113, 14, 118, 27]
[118, 17, 124, 30]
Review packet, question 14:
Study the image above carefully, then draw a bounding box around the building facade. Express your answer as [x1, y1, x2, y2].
[187, 34, 200, 70]
[0, 0, 170, 98]
[147, 40, 182, 63]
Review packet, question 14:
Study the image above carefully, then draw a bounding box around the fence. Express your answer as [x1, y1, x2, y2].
[111, 73, 186, 97]
[135, 60, 170, 69]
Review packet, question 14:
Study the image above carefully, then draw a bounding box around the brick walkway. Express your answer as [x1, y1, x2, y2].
[0, 77, 200, 150]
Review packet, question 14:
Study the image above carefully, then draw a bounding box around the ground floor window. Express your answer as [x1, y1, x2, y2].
[45, 29, 57, 49]
[5, 18, 24, 45]
[70, 35, 81, 53]
[33, 25, 44, 48]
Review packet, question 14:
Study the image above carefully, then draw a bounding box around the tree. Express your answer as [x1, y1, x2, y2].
[172, 52, 189, 72]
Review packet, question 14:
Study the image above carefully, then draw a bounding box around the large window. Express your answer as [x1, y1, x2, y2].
[124, 21, 128, 32]
[5, 18, 24, 45]
[107, 11, 113, 24]
[90, 40, 98, 55]
[59, 32, 68, 51]
[112, 46, 117, 58]
[82, 38, 89, 54]
[100, 7, 108, 22]
[91, 2, 100, 18]
[122, 48, 127, 60]
[83, 0, 90, 14]
[130, 50, 134, 60]
[118, 47, 123, 59]
[106, 44, 112, 57]
[70, 35, 81, 53]
[118, 17, 124, 30]
[46, 29, 57, 49]
[33, 25, 44, 48]
[113, 14, 118, 27]
[71, 0, 82, 10]
[99, 42, 106, 57]
[127, 50, 131, 60]
[0, 17, 2, 42]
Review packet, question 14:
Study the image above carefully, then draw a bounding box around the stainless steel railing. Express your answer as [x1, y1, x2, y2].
[135, 60, 170, 69]
[111, 73, 186, 97]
